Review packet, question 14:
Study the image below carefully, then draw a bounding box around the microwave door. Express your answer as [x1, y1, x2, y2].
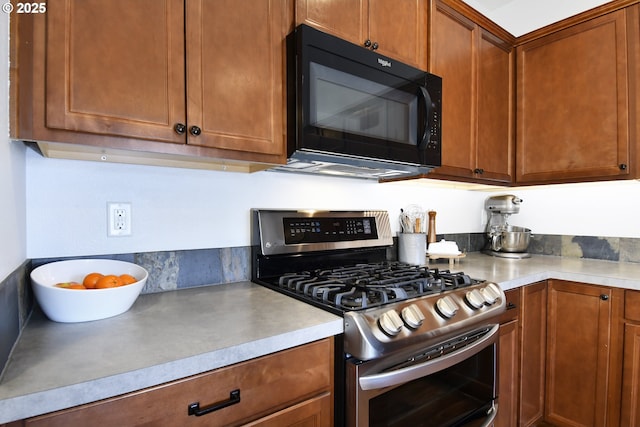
[310, 62, 418, 148]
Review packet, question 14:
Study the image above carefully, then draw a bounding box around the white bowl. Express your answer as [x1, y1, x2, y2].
[30, 259, 148, 323]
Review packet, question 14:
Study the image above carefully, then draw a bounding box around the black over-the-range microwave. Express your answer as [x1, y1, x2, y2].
[273, 24, 442, 180]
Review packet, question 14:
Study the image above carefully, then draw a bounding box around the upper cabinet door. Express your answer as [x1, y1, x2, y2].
[295, 0, 368, 48]
[476, 29, 514, 183]
[429, 5, 476, 178]
[45, 0, 186, 144]
[428, 1, 514, 184]
[516, 7, 637, 184]
[296, 0, 427, 70]
[367, 0, 428, 70]
[185, 0, 291, 156]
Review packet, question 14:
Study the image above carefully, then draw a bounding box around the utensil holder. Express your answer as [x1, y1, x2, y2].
[398, 233, 427, 266]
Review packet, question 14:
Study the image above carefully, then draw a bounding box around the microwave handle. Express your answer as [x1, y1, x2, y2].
[417, 86, 433, 149]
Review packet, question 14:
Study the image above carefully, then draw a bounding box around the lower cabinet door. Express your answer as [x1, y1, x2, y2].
[495, 319, 519, 427]
[545, 281, 621, 427]
[621, 323, 640, 427]
[519, 282, 547, 426]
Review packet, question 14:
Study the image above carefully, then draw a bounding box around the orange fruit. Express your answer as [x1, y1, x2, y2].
[95, 274, 123, 289]
[55, 282, 86, 290]
[119, 274, 138, 286]
[83, 272, 104, 289]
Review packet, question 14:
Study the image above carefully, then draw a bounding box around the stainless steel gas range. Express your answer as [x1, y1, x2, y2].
[251, 209, 505, 427]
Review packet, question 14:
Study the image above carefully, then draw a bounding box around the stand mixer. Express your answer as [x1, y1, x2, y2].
[483, 195, 532, 259]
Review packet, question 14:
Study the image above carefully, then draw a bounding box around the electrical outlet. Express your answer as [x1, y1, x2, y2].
[108, 202, 132, 237]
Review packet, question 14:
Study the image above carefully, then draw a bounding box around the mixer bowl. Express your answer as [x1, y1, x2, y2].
[492, 226, 531, 252]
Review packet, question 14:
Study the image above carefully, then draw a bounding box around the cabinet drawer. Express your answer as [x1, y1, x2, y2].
[244, 392, 332, 426]
[625, 290, 640, 321]
[496, 288, 520, 324]
[25, 338, 333, 427]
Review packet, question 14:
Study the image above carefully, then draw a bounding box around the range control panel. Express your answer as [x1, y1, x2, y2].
[284, 216, 377, 244]
[253, 209, 393, 256]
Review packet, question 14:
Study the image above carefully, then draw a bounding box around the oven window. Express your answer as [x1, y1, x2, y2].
[369, 344, 496, 427]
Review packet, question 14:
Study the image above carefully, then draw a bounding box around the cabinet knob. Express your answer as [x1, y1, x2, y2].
[474, 168, 484, 174]
[371, 42, 378, 50]
[174, 123, 186, 135]
[619, 164, 628, 170]
[189, 126, 202, 136]
[600, 294, 609, 301]
[364, 39, 372, 48]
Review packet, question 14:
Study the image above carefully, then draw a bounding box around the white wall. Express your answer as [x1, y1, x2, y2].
[26, 147, 640, 258]
[508, 180, 640, 238]
[0, 13, 27, 281]
[25, 150, 488, 258]
[441, 0, 640, 240]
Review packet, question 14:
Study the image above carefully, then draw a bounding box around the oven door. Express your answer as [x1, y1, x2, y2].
[346, 324, 499, 427]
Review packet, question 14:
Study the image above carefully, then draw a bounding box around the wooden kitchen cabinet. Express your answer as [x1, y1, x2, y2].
[11, 0, 291, 171]
[519, 281, 547, 427]
[545, 280, 623, 427]
[495, 289, 520, 427]
[428, 0, 515, 184]
[13, 338, 334, 427]
[621, 290, 640, 427]
[295, 0, 428, 70]
[516, 4, 640, 184]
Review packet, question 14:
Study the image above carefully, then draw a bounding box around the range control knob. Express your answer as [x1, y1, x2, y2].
[401, 304, 425, 329]
[436, 295, 459, 319]
[378, 310, 404, 336]
[481, 283, 502, 305]
[466, 289, 485, 309]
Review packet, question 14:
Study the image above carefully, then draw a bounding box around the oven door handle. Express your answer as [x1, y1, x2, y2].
[358, 324, 499, 391]
[479, 402, 498, 427]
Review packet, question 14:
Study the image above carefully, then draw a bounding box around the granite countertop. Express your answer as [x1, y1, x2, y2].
[0, 282, 343, 424]
[2, 254, 640, 423]
[457, 252, 640, 291]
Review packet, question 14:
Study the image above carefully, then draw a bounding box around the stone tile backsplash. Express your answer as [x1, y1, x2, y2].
[528, 235, 640, 263]
[0, 261, 31, 376]
[441, 233, 640, 263]
[31, 247, 250, 295]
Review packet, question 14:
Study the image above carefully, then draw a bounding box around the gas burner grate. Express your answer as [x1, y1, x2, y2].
[267, 262, 476, 311]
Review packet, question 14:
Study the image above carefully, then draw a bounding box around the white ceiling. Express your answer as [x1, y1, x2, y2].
[461, 0, 614, 36]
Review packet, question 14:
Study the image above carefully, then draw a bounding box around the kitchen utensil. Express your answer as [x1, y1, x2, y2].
[398, 232, 427, 265]
[491, 226, 532, 252]
[402, 204, 426, 233]
[427, 211, 437, 243]
[399, 210, 413, 233]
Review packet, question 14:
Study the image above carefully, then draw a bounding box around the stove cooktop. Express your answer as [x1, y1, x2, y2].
[260, 262, 478, 314]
